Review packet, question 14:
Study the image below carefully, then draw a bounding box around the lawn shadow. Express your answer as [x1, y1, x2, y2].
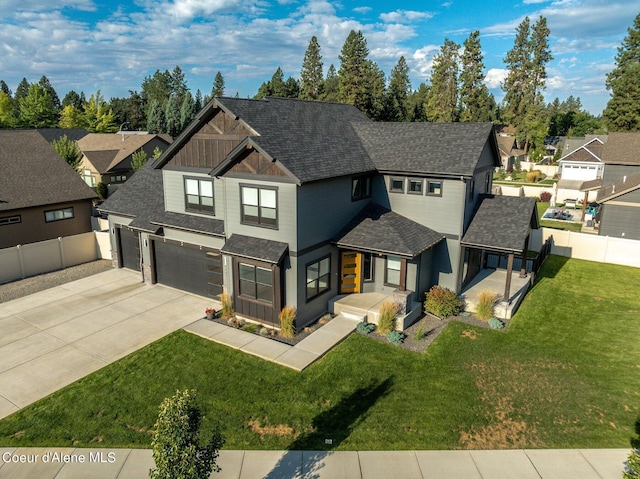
[532, 253, 569, 281]
[631, 416, 640, 449]
[262, 377, 394, 479]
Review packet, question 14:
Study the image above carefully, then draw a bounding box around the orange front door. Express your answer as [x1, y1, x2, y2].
[340, 251, 361, 293]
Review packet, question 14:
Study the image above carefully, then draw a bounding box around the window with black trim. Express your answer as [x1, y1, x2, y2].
[389, 177, 405, 193]
[44, 207, 74, 223]
[363, 253, 374, 282]
[385, 255, 401, 286]
[468, 178, 475, 199]
[306, 256, 331, 300]
[241, 185, 278, 227]
[427, 181, 442, 196]
[110, 175, 127, 183]
[408, 178, 423, 194]
[0, 215, 21, 226]
[351, 175, 372, 201]
[184, 177, 214, 214]
[238, 263, 273, 304]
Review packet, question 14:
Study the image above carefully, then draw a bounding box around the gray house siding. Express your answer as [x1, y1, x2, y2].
[107, 214, 133, 258]
[162, 227, 225, 250]
[163, 169, 225, 221]
[599, 202, 640, 240]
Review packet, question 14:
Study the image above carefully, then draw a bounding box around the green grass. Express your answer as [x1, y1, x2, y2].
[537, 201, 584, 232]
[1, 256, 639, 450]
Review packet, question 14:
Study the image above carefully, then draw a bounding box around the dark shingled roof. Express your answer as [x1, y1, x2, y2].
[352, 122, 497, 176]
[84, 150, 119, 173]
[36, 128, 89, 143]
[333, 202, 445, 258]
[461, 195, 539, 254]
[99, 161, 225, 236]
[221, 234, 289, 264]
[0, 130, 97, 212]
[580, 178, 603, 192]
[596, 172, 640, 203]
[601, 132, 640, 165]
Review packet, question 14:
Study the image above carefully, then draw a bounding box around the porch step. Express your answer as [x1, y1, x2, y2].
[339, 310, 367, 322]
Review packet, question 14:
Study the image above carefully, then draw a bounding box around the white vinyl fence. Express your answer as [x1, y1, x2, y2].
[0, 231, 111, 284]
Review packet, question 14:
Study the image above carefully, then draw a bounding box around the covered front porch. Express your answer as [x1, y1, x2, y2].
[460, 268, 532, 319]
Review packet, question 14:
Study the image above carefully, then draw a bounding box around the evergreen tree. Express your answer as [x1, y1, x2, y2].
[426, 38, 460, 122]
[407, 83, 430, 122]
[109, 91, 146, 131]
[603, 12, 640, 131]
[141, 69, 173, 112]
[147, 99, 166, 134]
[284, 76, 300, 98]
[51, 134, 82, 171]
[38, 75, 61, 111]
[83, 91, 117, 132]
[14, 78, 30, 108]
[459, 31, 493, 122]
[270, 67, 286, 97]
[363, 61, 386, 120]
[195, 89, 203, 111]
[338, 30, 371, 113]
[323, 64, 339, 102]
[62, 90, 85, 110]
[211, 71, 225, 98]
[165, 94, 182, 138]
[384, 56, 411, 121]
[19, 83, 58, 128]
[169, 65, 188, 101]
[300, 36, 324, 100]
[0, 80, 11, 97]
[180, 91, 196, 130]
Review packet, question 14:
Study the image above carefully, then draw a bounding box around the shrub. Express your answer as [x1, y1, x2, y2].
[624, 448, 640, 479]
[414, 324, 425, 341]
[220, 292, 234, 320]
[356, 322, 376, 335]
[424, 285, 464, 318]
[475, 289, 497, 321]
[259, 327, 271, 337]
[386, 331, 406, 345]
[526, 170, 541, 183]
[150, 389, 224, 479]
[539, 191, 552, 202]
[377, 300, 399, 335]
[96, 181, 108, 200]
[488, 317, 505, 329]
[279, 306, 296, 338]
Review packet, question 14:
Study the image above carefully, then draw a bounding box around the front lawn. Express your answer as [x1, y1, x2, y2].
[1, 256, 639, 450]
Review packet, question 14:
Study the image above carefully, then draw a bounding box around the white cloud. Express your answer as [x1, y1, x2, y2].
[380, 10, 434, 23]
[412, 45, 440, 77]
[484, 68, 507, 89]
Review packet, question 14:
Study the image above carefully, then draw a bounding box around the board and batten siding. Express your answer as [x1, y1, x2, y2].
[163, 169, 225, 220]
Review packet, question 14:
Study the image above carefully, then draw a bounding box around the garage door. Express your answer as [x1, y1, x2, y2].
[152, 239, 222, 298]
[118, 227, 140, 271]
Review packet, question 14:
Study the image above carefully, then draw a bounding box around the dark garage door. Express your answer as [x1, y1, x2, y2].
[118, 227, 140, 271]
[153, 239, 222, 298]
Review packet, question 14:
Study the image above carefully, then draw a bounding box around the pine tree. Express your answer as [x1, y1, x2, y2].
[211, 71, 225, 98]
[384, 56, 411, 121]
[323, 64, 339, 102]
[407, 83, 430, 122]
[169, 65, 188, 101]
[459, 31, 493, 122]
[180, 91, 196, 130]
[147, 99, 166, 134]
[19, 83, 59, 128]
[38, 75, 61, 111]
[603, 12, 640, 131]
[0, 80, 11, 97]
[426, 38, 460, 122]
[300, 36, 324, 100]
[195, 89, 203, 111]
[62, 90, 84, 109]
[338, 30, 371, 112]
[165, 94, 182, 138]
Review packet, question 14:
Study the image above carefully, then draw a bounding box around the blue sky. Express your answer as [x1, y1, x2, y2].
[1, 0, 639, 115]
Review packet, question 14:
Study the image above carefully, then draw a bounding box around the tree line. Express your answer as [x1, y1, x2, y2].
[1, 12, 639, 156]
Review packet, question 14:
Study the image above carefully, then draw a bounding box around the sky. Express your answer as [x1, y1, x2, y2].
[1, 0, 639, 116]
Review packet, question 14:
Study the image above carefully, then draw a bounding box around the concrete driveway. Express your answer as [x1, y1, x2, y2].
[0, 268, 211, 420]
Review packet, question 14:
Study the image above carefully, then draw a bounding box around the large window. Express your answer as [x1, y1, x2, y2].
[351, 175, 372, 201]
[184, 177, 214, 214]
[306, 256, 331, 300]
[238, 263, 273, 304]
[44, 207, 74, 223]
[385, 255, 401, 286]
[241, 185, 277, 227]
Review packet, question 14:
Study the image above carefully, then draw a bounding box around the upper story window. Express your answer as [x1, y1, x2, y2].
[408, 178, 423, 195]
[389, 177, 405, 193]
[82, 169, 96, 187]
[110, 175, 127, 183]
[241, 184, 278, 228]
[184, 177, 214, 214]
[45, 207, 74, 223]
[427, 181, 442, 196]
[352, 175, 372, 201]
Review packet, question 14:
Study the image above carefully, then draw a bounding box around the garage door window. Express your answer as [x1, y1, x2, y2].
[184, 177, 214, 214]
[239, 263, 273, 304]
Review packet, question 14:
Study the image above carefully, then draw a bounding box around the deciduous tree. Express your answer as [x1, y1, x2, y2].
[52, 134, 82, 172]
[19, 83, 58, 128]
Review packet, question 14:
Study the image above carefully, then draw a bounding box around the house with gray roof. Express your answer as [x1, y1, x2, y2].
[0, 130, 97, 249]
[99, 97, 538, 329]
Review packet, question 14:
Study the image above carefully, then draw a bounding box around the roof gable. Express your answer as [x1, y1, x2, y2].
[597, 172, 640, 203]
[78, 133, 170, 173]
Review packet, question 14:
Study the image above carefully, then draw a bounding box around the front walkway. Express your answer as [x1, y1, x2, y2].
[0, 447, 631, 479]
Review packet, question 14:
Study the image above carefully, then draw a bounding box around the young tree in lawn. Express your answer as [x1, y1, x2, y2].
[459, 30, 494, 122]
[51, 134, 83, 172]
[426, 38, 460, 122]
[300, 36, 324, 100]
[603, 12, 640, 131]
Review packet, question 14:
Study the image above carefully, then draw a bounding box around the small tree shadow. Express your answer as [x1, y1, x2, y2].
[263, 377, 394, 479]
[631, 417, 640, 449]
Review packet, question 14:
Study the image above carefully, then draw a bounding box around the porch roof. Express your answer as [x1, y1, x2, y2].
[333, 202, 445, 258]
[461, 195, 538, 254]
[221, 234, 288, 264]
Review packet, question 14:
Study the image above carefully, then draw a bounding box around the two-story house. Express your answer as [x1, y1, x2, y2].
[99, 97, 538, 329]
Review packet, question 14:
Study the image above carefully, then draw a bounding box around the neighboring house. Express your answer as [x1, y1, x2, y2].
[0, 130, 97, 249]
[77, 132, 172, 192]
[99, 97, 538, 330]
[36, 128, 89, 144]
[557, 137, 605, 205]
[596, 132, 640, 240]
[495, 130, 526, 171]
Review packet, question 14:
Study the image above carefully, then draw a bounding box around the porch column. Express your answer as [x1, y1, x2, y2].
[399, 258, 407, 292]
[519, 235, 530, 278]
[504, 253, 514, 304]
[581, 190, 589, 222]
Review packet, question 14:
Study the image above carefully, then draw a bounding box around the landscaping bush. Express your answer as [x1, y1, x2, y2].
[279, 306, 296, 338]
[624, 448, 640, 478]
[150, 389, 224, 479]
[424, 285, 464, 318]
[220, 292, 234, 320]
[475, 289, 498, 321]
[377, 300, 399, 335]
[356, 322, 376, 335]
[96, 182, 108, 200]
[488, 317, 505, 329]
[526, 170, 541, 183]
[539, 191, 552, 202]
[386, 331, 406, 345]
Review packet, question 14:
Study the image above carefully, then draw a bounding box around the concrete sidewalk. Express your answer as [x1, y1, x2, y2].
[0, 447, 631, 478]
[184, 314, 359, 371]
